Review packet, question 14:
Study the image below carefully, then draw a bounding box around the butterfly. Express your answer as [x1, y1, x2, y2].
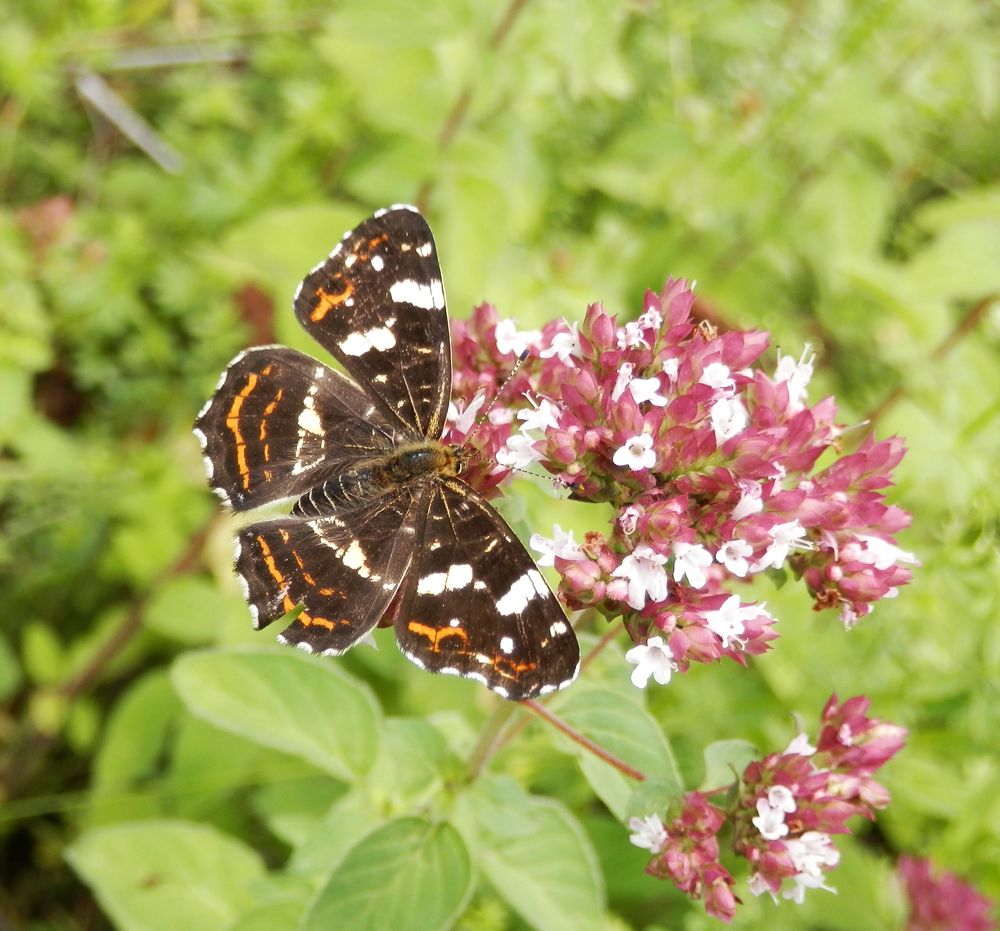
[193, 205, 580, 700]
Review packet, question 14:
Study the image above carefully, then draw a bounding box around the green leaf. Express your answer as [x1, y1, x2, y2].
[171, 647, 381, 781]
[91, 671, 181, 809]
[367, 717, 453, 807]
[288, 791, 384, 879]
[459, 776, 605, 931]
[65, 820, 265, 931]
[549, 688, 681, 819]
[625, 778, 686, 823]
[145, 576, 238, 645]
[700, 740, 759, 793]
[301, 818, 472, 931]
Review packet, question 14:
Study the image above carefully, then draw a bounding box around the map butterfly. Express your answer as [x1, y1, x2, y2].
[194, 206, 580, 700]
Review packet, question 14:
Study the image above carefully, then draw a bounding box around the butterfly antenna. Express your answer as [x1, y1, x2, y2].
[460, 349, 530, 451]
[457, 351, 572, 493]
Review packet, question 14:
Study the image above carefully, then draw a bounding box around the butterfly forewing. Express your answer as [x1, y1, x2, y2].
[196, 205, 581, 700]
[393, 478, 580, 701]
[293, 206, 451, 440]
[193, 346, 394, 510]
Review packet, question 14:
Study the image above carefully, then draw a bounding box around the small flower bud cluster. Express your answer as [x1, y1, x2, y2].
[449, 279, 916, 679]
[629, 694, 906, 922]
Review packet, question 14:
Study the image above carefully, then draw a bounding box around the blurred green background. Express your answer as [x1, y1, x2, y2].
[1, 0, 998, 928]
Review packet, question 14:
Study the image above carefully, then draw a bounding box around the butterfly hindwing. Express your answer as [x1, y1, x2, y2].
[393, 477, 580, 701]
[235, 488, 422, 654]
[293, 206, 451, 440]
[194, 346, 394, 510]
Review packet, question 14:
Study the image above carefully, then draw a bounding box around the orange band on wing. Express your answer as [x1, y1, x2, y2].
[310, 277, 354, 322]
[407, 620, 469, 652]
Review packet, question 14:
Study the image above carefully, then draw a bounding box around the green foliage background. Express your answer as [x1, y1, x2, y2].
[1, 0, 998, 928]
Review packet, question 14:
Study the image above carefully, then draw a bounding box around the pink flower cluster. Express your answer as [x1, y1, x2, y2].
[899, 855, 996, 931]
[629, 694, 907, 922]
[634, 794, 739, 922]
[735, 694, 906, 903]
[446, 279, 916, 678]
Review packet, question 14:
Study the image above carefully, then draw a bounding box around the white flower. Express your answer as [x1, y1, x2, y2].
[517, 395, 562, 433]
[700, 361, 734, 392]
[617, 320, 649, 349]
[785, 733, 817, 756]
[732, 481, 764, 521]
[748, 873, 775, 900]
[703, 594, 765, 648]
[495, 319, 542, 357]
[662, 358, 680, 384]
[627, 814, 668, 852]
[540, 321, 581, 365]
[671, 541, 713, 589]
[755, 519, 809, 571]
[787, 832, 840, 877]
[618, 505, 641, 535]
[710, 396, 748, 444]
[530, 524, 585, 566]
[767, 785, 796, 813]
[716, 539, 753, 577]
[837, 723, 854, 746]
[488, 406, 514, 425]
[447, 389, 486, 436]
[637, 303, 662, 331]
[629, 376, 668, 407]
[775, 344, 816, 413]
[624, 635, 677, 688]
[613, 434, 656, 472]
[782, 832, 840, 902]
[611, 363, 635, 402]
[752, 797, 789, 840]
[846, 534, 919, 570]
[495, 433, 541, 470]
[612, 544, 668, 610]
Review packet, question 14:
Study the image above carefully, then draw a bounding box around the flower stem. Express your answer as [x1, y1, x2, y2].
[522, 699, 647, 782]
[465, 702, 519, 781]
[581, 622, 623, 670]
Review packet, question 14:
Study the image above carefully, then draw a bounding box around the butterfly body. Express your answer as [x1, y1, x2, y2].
[194, 205, 579, 700]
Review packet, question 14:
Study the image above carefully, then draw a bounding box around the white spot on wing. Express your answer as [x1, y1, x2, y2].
[417, 563, 472, 595]
[550, 620, 568, 636]
[500, 636, 514, 655]
[296, 641, 314, 653]
[371, 254, 384, 271]
[495, 572, 539, 616]
[339, 331, 370, 356]
[389, 278, 444, 310]
[416, 241, 433, 257]
[342, 539, 369, 577]
[417, 572, 446, 596]
[298, 406, 323, 435]
[446, 563, 473, 590]
[339, 326, 397, 356]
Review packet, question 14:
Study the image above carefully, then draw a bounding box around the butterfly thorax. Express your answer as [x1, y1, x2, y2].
[292, 440, 460, 517]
